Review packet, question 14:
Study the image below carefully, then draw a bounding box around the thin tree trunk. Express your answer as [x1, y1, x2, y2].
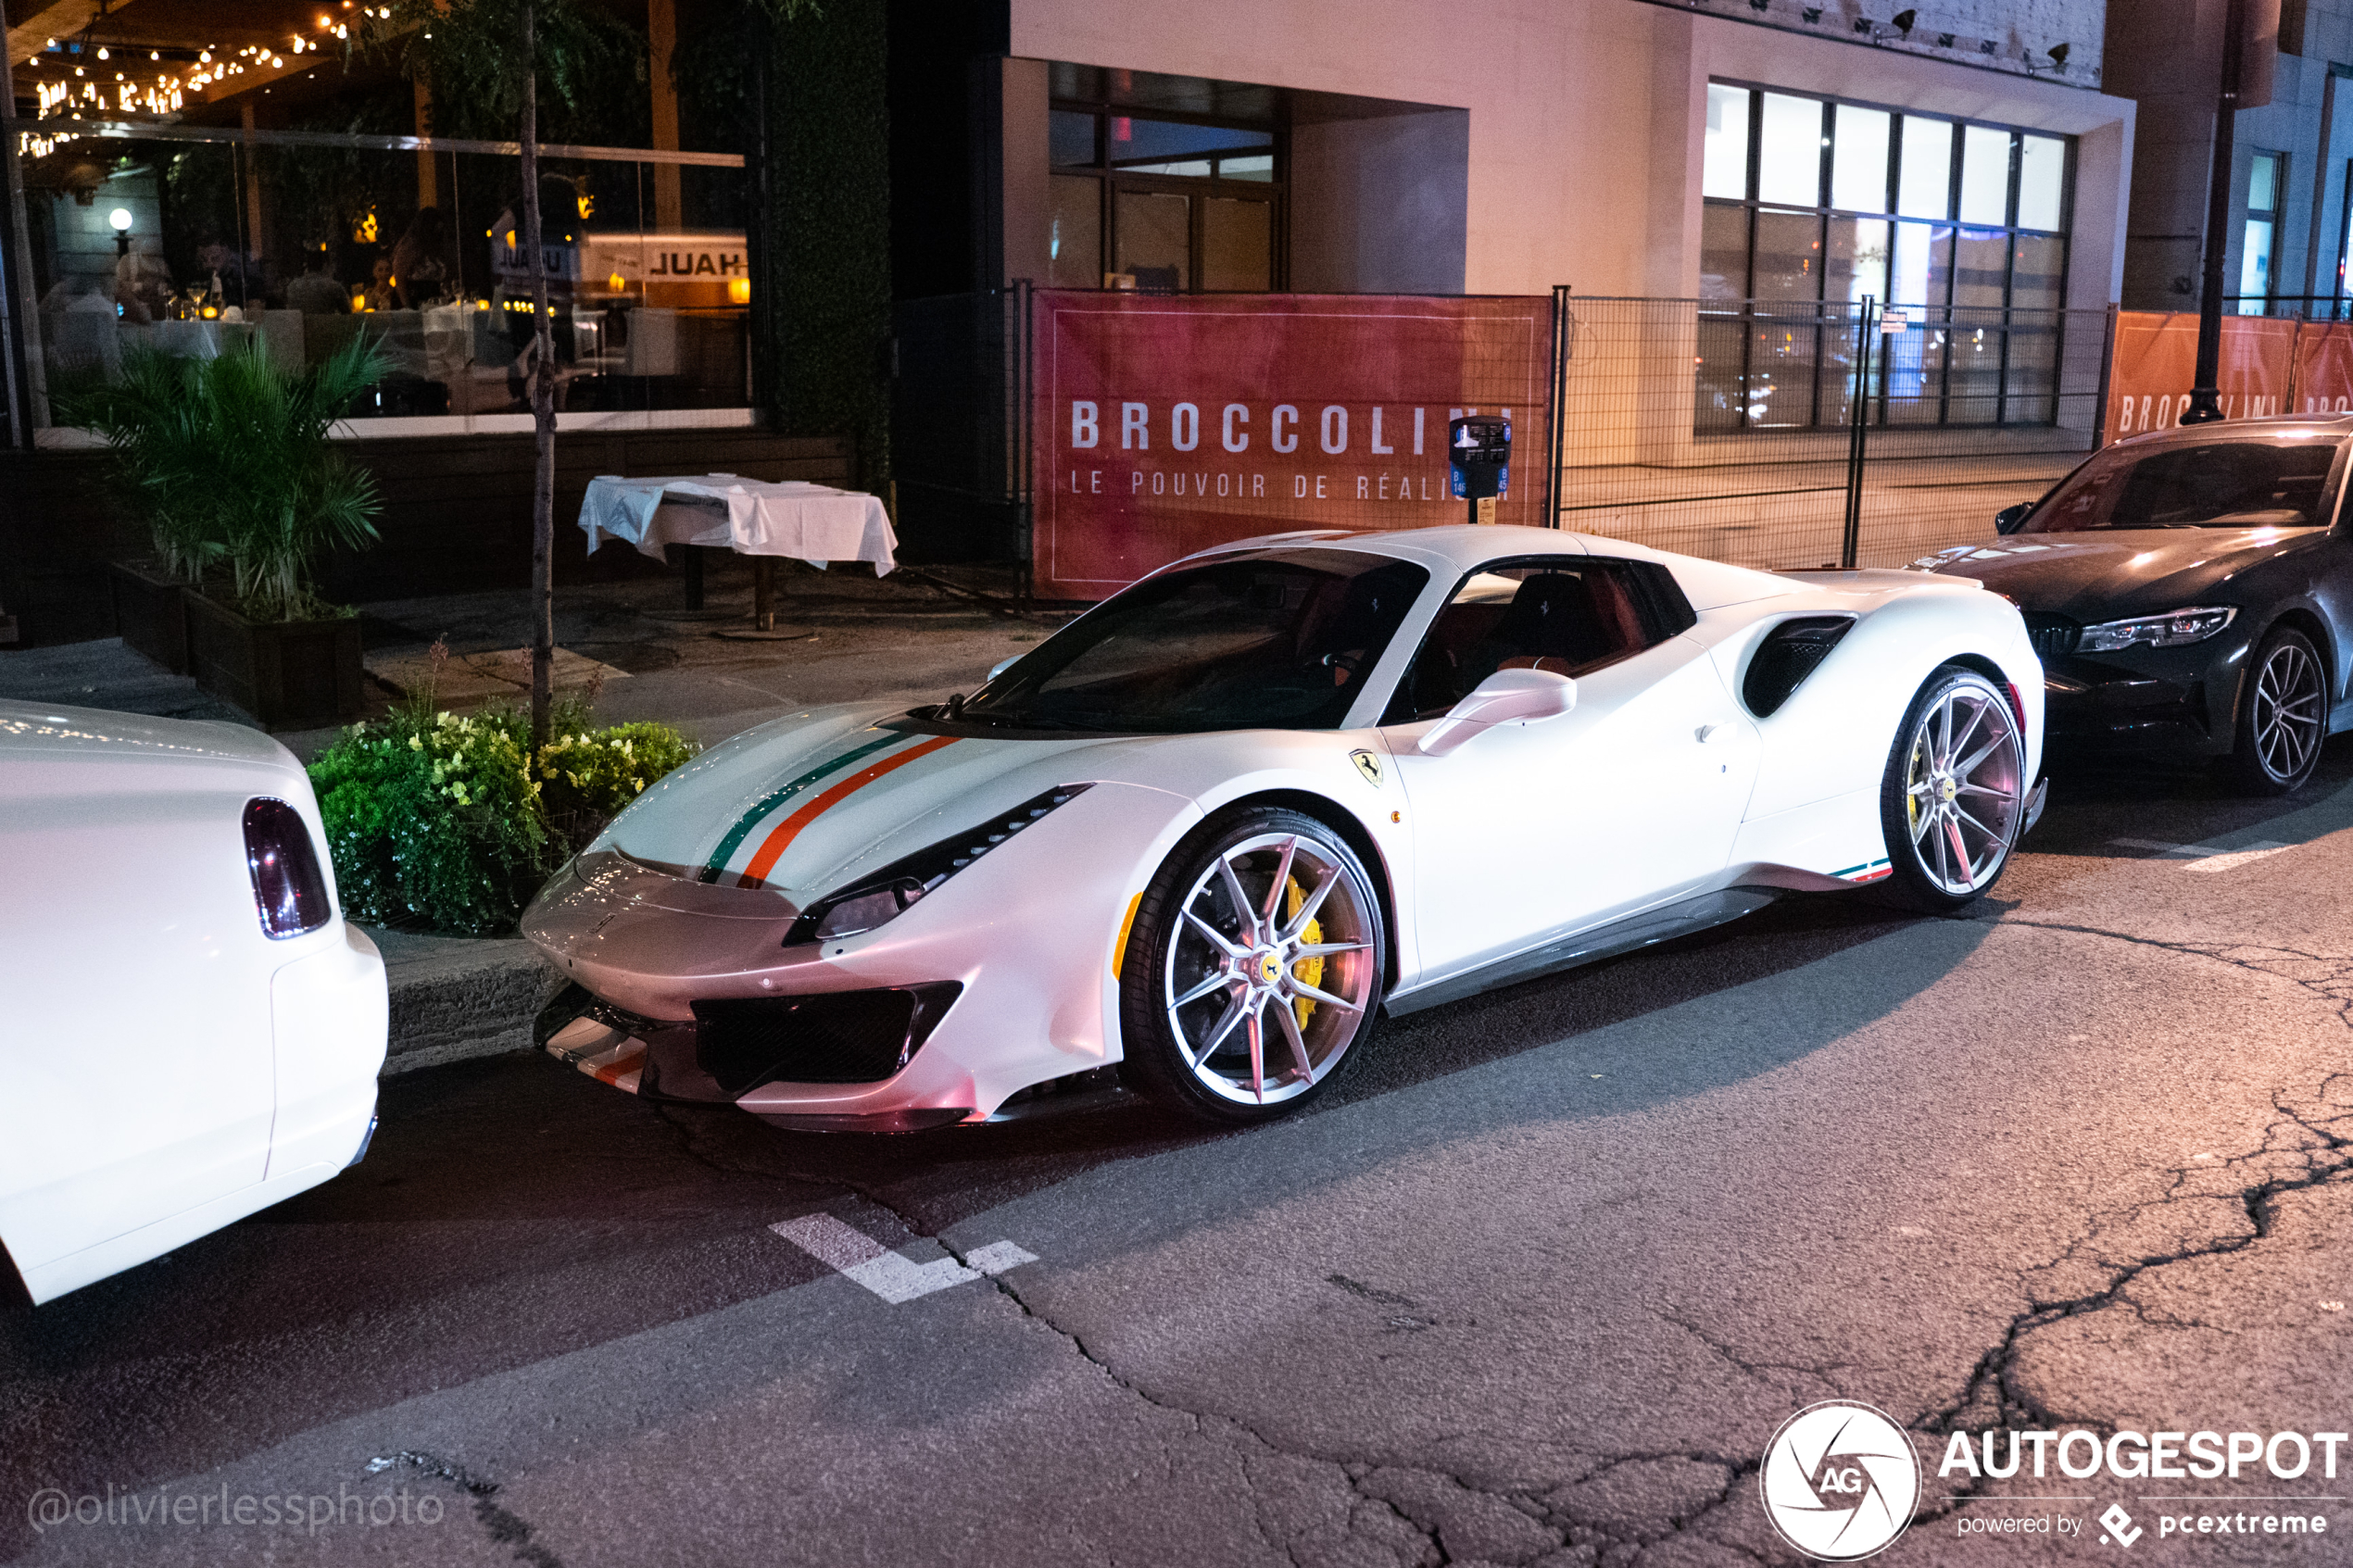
[522, 0, 557, 753]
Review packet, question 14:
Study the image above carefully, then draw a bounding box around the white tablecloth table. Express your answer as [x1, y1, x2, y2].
[579, 473, 897, 576]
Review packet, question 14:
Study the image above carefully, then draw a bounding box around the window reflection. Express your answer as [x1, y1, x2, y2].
[1699, 82, 2071, 433]
[1050, 106, 1282, 293]
[25, 131, 750, 426]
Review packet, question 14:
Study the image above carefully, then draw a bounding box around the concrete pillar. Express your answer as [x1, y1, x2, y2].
[240, 100, 268, 266]
[414, 75, 437, 210]
[649, 0, 683, 230]
[972, 55, 1049, 289]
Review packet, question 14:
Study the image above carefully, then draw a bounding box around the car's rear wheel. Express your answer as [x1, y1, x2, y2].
[2225, 625, 2326, 796]
[1879, 666, 2026, 912]
[1118, 807, 1384, 1124]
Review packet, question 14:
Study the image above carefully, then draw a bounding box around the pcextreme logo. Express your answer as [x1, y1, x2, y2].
[1759, 1400, 1923, 1562]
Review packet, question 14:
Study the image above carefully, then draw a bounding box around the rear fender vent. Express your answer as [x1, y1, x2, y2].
[1743, 617, 1856, 718]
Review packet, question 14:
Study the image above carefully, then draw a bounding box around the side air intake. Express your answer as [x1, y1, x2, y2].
[1743, 618, 1855, 718]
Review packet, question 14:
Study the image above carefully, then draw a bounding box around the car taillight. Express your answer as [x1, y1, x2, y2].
[244, 797, 332, 939]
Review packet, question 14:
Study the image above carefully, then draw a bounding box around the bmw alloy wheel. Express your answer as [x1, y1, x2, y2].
[1890, 670, 2024, 904]
[2245, 631, 2325, 791]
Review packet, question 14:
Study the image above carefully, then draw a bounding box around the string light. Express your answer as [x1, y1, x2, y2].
[31, 0, 369, 122]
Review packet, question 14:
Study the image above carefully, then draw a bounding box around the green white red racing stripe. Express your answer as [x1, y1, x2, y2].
[701, 732, 961, 888]
[1834, 858, 1892, 884]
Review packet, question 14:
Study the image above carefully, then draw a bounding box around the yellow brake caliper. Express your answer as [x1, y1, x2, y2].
[1285, 877, 1323, 1030]
[1906, 734, 1925, 837]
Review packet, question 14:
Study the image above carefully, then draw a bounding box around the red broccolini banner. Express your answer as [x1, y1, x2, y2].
[1031, 292, 1554, 601]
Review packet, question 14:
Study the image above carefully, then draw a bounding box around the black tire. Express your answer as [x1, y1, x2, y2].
[1118, 806, 1386, 1124]
[1877, 665, 2027, 913]
[2224, 625, 2326, 797]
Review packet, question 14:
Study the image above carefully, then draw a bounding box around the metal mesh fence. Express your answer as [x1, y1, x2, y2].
[1551, 295, 2114, 570]
[890, 287, 1028, 562]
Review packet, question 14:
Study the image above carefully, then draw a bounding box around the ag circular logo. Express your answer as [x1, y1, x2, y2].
[1758, 1399, 1922, 1561]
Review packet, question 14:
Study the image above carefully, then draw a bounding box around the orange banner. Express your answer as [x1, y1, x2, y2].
[2105, 312, 2297, 443]
[2291, 319, 2353, 415]
[1030, 292, 1553, 600]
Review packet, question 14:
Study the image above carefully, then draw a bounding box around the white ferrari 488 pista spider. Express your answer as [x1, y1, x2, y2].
[1, 704, 386, 1306]
[525, 525, 2044, 1130]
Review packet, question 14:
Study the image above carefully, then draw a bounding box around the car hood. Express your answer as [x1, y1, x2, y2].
[592, 702, 1169, 901]
[1910, 528, 2324, 620]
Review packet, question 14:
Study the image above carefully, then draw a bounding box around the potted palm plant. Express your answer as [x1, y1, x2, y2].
[55, 352, 219, 673]
[58, 338, 387, 729]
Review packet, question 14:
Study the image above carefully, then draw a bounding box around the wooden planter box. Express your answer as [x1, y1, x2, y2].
[183, 591, 364, 731]
[107, 559, 191, 673]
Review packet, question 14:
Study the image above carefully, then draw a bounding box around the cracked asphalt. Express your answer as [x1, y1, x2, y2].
[8, 730, 2353, 1565]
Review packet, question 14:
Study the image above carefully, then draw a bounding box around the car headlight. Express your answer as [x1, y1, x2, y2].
[786, 784, 1092, 945]
[2076, 606, 2238, 653]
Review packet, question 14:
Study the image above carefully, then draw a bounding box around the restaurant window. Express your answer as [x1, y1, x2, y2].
[17, 122, 749, 440]
[1046, 106, 1283, 293]
[1698, 82, 2072, 433]
[2241, 151, 2284, 315]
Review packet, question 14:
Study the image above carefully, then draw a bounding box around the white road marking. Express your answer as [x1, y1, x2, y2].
[965, 1240, 1040, 1273]
[2111, 836, 2292, 872]
[771, 1214, 1034, 1304]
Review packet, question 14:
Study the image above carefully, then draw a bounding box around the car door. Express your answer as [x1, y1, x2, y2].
[1380, 558, 1760, 984]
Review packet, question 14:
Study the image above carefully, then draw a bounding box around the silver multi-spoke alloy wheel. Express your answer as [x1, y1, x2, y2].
[1162, 829, 1379, 1107]
[2247, 632, 2324, 788]
[1894, 671, 2024, 903]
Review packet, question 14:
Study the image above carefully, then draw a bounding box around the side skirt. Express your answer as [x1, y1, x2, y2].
[1382, 887, 1779, 1019]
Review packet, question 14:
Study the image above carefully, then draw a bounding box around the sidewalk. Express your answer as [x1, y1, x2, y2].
[0, 555, 1071, 1075]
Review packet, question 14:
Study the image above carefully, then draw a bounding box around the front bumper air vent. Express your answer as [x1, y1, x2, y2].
[692, 983, 963, 1092]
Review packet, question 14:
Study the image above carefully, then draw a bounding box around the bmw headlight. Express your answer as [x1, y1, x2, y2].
[786, 784, 1092, 945]
[2076, 606, 2238, 653]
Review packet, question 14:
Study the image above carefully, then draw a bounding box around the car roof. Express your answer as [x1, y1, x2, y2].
[1176, 524, 1674, 574]
[2112, 413, 2353, 451]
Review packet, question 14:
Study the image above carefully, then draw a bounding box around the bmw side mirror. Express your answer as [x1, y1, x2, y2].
[1994, 502, 2032, 535]
[1418, 668, 1577, 756]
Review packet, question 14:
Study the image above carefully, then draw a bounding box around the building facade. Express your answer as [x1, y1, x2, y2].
[908, 0, 2134, 310]
[2108, 0, 2353, 316]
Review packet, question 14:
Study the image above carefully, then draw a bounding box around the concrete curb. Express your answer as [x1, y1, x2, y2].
[368, 927, 565, 1075]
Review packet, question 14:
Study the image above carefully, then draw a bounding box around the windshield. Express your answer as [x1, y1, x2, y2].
[960, 550, 1429, 734]
[2021, 437, 2342, 532]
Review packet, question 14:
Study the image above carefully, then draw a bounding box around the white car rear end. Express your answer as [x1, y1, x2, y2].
[0, 702, 386, 1306]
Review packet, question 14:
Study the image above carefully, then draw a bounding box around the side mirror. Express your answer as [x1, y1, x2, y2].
[1416, 668, 1577, 756]
[1994, 502, 2033, 535]
[987, 655, 1020, 681]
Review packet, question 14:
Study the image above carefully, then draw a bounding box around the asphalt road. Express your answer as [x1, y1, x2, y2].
[6, 739, 2353, 1567]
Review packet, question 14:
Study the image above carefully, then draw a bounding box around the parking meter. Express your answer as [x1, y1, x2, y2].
[1448, 415, 1511, 523]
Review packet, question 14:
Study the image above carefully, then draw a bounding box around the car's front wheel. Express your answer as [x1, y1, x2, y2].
[1879, 666, 2027, 912]
[2225, 625, 2326, 796]
[1118, 807, 1385, 1124]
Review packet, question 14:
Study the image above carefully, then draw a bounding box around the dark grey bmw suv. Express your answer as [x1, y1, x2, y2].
[1910, 417, 2353, 795]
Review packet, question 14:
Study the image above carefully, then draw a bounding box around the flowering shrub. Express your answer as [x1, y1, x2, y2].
[535, 722, 700, 820]
[309, 707, 698, 935]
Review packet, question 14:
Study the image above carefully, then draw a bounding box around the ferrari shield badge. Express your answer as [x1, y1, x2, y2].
[1351, 749, 1384, 787]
